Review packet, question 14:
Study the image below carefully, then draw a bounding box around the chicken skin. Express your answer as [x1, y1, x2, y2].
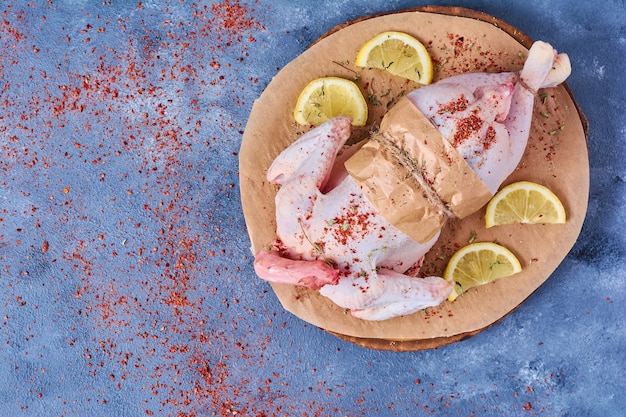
[254, 41, 571, 320]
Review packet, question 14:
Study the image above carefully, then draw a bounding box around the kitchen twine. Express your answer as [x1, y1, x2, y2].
[369, 132, 457, 219]
[516, 72, 538, 95]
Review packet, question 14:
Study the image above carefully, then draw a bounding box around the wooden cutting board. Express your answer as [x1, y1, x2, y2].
[239, 6, 588, 351]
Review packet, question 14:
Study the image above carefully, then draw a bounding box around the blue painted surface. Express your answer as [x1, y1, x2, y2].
[0, 1, 624, 416]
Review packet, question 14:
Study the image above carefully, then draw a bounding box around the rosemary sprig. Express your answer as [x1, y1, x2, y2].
[298, 219, 334, 266]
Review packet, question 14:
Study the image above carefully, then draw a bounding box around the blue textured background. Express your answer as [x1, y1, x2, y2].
[1, 1, 624, 416]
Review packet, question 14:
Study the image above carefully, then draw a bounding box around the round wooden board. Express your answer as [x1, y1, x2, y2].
[239, 6, 589, 351]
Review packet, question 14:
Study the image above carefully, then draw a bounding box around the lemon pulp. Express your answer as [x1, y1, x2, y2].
[293, 77, 368, 126]
[485, 181, 566, 228]
[444, 242, 522, 301]
[355, 31, 433, 84]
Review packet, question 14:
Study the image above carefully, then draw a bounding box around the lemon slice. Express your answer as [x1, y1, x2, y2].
[293, 77, 368, 126]
[444, 242, 522, 301]
[485, 181, 567, 228]
[355, 31, 433, 84]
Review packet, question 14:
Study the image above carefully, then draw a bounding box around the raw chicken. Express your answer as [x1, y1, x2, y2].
[254, 41, 571, 321]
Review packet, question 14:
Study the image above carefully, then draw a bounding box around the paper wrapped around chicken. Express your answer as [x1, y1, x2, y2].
[253, 41, 571, 321]
[345, 96, 493, 245]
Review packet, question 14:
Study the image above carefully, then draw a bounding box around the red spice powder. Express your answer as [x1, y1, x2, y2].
[329, 201, 375, 246]
[482, 125, 497, 151]
[0, 0, 307, 415]
[437, 94, 469, 115]
[194, 0, 265, 50]
[452, 114, 483, 147]
[211, 0, 264, 40]
[430, 32, 520, 75]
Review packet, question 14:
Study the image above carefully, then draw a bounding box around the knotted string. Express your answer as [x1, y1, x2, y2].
[369, 132, 456, 219]
[515, 72, 539, 96]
